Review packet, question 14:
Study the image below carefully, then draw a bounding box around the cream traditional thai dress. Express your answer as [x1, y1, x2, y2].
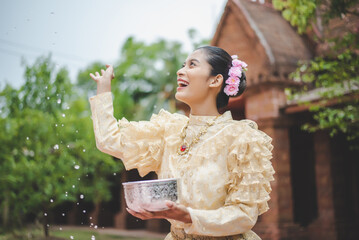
[89, 92, 275, 240]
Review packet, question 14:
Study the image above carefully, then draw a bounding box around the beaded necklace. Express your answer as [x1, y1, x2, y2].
[177, 114, 222, 155]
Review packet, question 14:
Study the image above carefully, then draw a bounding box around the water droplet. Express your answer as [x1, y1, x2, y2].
[26, 137, 29, 140]
[77, 177, 80, 181]
[74, 165, 80, 170]
[89, 217, 92, 220]
[62, 213, 65, 216]
[50, 199, 54, 203]
[67, 144, 70, 148]
[57, 99, 61, 104]
[47, 97, 50, 100]
[55, 124, 58, 127]
[44, 213, 47, 216]
[80, 194, 84, 199]
[82, 149, 86, 152]
[45, 86, 48, 89]
[54, 144, 59, 150]
[91, 235, 96, 240]
[62, 113, 65, 117]
[76, 130, 79, 133]
[65, 192, 68, 197]
[76, 202, 79, 205]
[113, 173, 116, 176]
[83, 210, 86, 213]
[61, 124, 64, 127]
[47, 224, 50, 227]
[94, 225, 98, 229]
[154, 105, 157, 109]
[72, 185, 75, 188]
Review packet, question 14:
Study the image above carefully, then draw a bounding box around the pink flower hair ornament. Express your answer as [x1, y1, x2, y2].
[224, 55, 248, 96]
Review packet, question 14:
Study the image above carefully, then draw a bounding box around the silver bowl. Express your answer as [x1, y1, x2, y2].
[122, 178, 178, 212]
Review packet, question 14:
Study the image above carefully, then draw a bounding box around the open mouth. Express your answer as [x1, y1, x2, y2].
[177, 79, 189, 88]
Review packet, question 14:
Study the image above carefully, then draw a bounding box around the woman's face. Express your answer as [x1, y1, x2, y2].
[175, 49, 214, 106]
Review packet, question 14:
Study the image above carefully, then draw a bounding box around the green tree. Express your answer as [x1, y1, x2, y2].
[113, 36, 187, 120]
[0, 55, 123, 237]
[273, 0, 359, 148]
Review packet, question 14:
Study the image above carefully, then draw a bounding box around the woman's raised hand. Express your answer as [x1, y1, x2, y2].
[89, 64, 115, 94]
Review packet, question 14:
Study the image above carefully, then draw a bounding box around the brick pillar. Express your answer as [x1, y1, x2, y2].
[308, 131, 337, 240]
[245, 86, 301, 240]
[252, 120, 295, 240]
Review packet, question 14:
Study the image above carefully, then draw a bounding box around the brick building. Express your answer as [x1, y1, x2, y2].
[211, 1, 358, 240]
[55, 0, 359, 239]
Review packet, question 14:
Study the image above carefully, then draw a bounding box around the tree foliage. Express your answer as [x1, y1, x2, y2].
[273, 0, 359, 148]
[0, 55, 124, 235]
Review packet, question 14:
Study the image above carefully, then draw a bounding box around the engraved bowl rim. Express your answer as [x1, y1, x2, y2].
[122, 178, 178, 186]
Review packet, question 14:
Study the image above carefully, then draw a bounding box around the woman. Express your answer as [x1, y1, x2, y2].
[89, 46, 275, 239]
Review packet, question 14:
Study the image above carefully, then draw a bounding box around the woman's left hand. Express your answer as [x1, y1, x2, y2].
[126, 201, 192, 224]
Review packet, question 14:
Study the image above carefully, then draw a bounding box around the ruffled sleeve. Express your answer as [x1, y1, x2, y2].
[89, 92, 178, 177]
[225, 119, 275, 215]
[183, 120, 275, 236]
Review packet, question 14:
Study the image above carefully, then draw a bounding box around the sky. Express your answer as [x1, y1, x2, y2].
[0, 0, 227, 89]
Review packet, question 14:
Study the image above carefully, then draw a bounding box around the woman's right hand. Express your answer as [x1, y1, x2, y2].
[89, 64, 115, 94]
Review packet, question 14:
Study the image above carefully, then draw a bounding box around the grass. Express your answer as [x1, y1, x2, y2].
[0, 226, 163, 240]
[51, 228, 161, 240]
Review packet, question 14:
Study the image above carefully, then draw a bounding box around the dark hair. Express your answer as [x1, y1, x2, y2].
[196, 46, 246, 109]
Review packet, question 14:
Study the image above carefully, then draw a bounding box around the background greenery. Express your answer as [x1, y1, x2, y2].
[273, 0, 359, 148]
[0, 29, 208, 238]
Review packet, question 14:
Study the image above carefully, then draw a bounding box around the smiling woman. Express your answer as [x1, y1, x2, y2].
[88, 46, 275, 240]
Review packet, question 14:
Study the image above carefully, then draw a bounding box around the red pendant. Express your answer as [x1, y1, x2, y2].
[180, 145, 187, 152]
